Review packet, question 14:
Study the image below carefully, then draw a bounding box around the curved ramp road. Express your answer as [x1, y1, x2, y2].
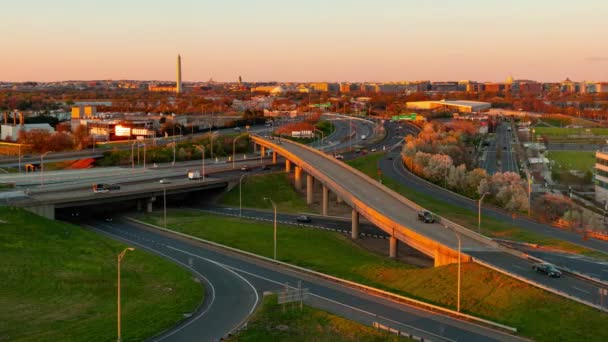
[88, 219, 525, 342]
[88, 221, 259, 342]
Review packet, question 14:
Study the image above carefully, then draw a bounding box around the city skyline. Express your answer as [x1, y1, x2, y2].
[1, 0, 607, 82]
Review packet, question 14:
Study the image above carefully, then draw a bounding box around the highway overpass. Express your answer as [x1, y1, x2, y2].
[251, 135, 498, 266]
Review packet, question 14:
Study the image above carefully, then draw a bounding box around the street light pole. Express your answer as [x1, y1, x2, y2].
[193, 145, 205, 182]
[478, 192, 490, 234]
[163, 185, 167, 228]
[239, 174, 246, 217]
[444, 226, 461, 312]
[142, 143, 146, 170]
[232, 135, 244, 169]
[40, 151, 52, 188]
[117, 247, 135, 342]
[131, 142, 135, 170]
[264, 197, 277, 260]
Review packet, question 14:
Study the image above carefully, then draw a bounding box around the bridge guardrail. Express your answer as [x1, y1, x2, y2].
[125, 216, 520, 333]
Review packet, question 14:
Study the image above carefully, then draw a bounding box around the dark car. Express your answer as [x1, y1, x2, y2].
[296, 215, 311, 223]
[417, 210, 435, 223]
[532, 263, 562, 278]
[240, 165, 250, 172]
[262, 165, 271, 170]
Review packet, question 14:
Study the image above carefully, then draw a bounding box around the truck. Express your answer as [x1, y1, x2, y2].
[93, 183, 120, 193]
[187, 170, 202, 180]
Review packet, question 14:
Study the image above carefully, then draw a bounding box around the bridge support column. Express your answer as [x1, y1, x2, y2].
[285, 159, 291, 173]
[351, 209, 359, 239]
[261, 146, 266, 158]
[389, 236, 398, 258]
[272, 152, 277, 164]
[322, 185, 329, 216]
[146, 197, 155, 213]
[337, 196, 343, 204]
[306, 174, 314, 205]
[294, 166, 302, 190]
[136, 200, 142, 212]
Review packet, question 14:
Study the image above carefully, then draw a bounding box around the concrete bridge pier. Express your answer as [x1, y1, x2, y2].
[389, 236, 398, 258]
[136, 199, 142, 212]
[306, 174, 314, 205]
[146, 197, 156, 213]
[322, 185, 329, 216]
[285, 159, 291, 173]
[272, 152, 277, 164]
[25, 204, 55, 220]
[294, 166, 302, 190]
[261, 146, 266, 159]
[351, 209, 359, 239]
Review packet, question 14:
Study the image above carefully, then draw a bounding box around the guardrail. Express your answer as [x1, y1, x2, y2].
[125, 217, 519, 334]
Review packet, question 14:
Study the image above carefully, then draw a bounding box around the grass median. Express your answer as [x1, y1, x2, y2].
[227, 294, 410, 342]
[220, 172, 309, 213]
[0, 207, 203, 342]
[136, 210, 608, 342]
[349, 153, 607, 259]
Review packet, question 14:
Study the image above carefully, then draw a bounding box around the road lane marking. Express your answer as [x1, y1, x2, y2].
[512, 265, 527, 271]
[572, 286, 591, 294]
[209, 259, 457, 342]
[167, 245, 260, 319]
[87, 225, 217, 341]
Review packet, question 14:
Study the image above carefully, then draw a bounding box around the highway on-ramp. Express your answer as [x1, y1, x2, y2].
[85, 218, 526, 342]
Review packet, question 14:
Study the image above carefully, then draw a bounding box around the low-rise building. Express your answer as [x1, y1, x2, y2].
[595, 150, 608, 203]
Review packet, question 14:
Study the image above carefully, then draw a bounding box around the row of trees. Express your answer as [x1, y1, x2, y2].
[402, 122, 529, 212]
[17, 125, 90, 153]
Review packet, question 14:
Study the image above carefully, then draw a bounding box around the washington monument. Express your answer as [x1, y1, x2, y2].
[176, 54, 183, 94]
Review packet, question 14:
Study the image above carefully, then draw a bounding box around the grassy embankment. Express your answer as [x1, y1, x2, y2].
[220, 172, 309, 213]
[136, 210, 608, 342]
[348, 153, 607, 259]
[227, 294, 410, 342]
[0, 207, 203, 342]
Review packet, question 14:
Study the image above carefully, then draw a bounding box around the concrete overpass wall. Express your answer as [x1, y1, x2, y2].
[24, 204, 55, 220]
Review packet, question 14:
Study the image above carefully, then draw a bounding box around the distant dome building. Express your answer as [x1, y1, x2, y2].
[506, 75, 514, 84]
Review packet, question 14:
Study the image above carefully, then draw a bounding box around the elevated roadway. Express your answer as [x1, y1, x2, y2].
[252, 135, 494, 266]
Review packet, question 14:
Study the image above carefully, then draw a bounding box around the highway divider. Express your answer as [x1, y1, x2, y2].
[124, 216, 519, 334]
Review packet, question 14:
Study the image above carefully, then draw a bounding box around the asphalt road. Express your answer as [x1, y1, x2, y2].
[200, 205, 389, 238]
[86, 218, 526, 342]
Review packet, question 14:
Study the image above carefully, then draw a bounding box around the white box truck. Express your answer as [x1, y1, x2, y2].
[187, 170, 202, 180]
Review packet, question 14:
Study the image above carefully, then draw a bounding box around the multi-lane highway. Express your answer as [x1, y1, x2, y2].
[482, 122, 518, 175]
[87, 218, 526, 342]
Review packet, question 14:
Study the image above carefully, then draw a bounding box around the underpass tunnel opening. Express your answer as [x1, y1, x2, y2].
[55, 188, 227, 223]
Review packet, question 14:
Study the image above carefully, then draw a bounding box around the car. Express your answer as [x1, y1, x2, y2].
[387, 156, 393, 160]
[532, 263, 562, 278]
[105, 217, 113, 222]
[371, 148, 377, 152]
[262, 165, 271, 170]
[417, 210, 435, 223]
[240, 165, 250, 172]
[334, 154, 344, 160]
[296, 215, 311, 223]
[159, 179, 171, 184]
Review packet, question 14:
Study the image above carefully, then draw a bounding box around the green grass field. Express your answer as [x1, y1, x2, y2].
[136, 210, 608, 342]
[547, 151, 595, 173]
[220, 172, 309, 213]
[228, 295, 410, 342]
[533, 127, 608, 137]
[0, 207, 203, 342]
[348, 153, 607, 259]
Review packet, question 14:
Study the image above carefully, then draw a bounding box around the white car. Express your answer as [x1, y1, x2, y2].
[159, 179, 171, 184]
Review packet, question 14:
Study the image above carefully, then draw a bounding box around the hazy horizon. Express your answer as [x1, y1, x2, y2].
[2, 0, 607, 83]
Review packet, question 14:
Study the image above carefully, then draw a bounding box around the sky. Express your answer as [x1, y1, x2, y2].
[1, 0, 608, 82]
